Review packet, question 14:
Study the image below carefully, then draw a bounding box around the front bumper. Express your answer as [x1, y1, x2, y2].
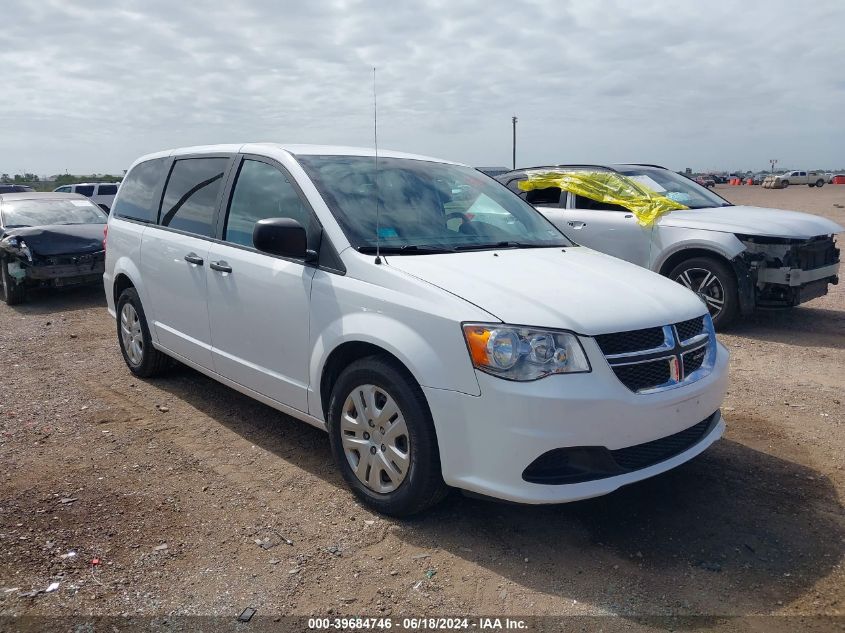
[424, 340, 729, 504]
[12, 252, 105, 287]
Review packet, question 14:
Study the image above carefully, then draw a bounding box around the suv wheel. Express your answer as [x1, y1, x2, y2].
[781, 179, 789, 188]
[116, 287, 170, 377]
[815, 179, 825, 187]
[1, 259, 26, 305]
[668, 256, 738, 329]
[327, 356, 448, 516]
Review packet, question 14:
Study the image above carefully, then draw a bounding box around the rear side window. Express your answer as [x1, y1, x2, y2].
[224, 159, 317, 248]
[573, 194, 628, 212]
[525, 187, 562, 206]
[74, 185, 95, 197]
[112, 158, 168, 223]
[159, 158, 228, 237]
[97, 184, 118, 196]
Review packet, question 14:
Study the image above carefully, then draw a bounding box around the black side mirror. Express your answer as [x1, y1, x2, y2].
[252, 218, 318, 262]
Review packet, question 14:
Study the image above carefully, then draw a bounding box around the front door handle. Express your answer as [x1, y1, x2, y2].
[210, 260, 233, 273]
[568, 221, 586, 229]
[184, 253, 204, 265]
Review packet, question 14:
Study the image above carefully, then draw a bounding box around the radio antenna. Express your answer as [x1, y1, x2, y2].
[373, 66, 382, 265]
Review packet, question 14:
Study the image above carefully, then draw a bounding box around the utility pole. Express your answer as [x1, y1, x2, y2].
[769, 159, 778, 174]
[512, 116, 518, 170]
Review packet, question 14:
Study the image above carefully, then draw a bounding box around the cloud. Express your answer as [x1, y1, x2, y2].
[1, 0, 843, 175]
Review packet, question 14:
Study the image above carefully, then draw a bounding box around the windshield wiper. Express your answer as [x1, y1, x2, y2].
[357, 244, 456, 255]
[454, 241, 558, 251]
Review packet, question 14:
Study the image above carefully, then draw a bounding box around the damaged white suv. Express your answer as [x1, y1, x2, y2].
[105, 145, 729, 515]
[498, 164, 842, 327]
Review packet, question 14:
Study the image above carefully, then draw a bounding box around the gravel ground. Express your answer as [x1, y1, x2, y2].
[1, 185, 843, 623]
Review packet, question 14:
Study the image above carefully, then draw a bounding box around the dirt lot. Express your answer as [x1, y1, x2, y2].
[1, 185, 843, 624]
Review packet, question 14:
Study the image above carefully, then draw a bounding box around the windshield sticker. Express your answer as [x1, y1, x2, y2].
[664, 192, 693, 203]
[627, 175, 666, 192]
[378, 227, 399, 238]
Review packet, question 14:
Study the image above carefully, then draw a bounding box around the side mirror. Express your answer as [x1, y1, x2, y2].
[252, 218, 318, 262]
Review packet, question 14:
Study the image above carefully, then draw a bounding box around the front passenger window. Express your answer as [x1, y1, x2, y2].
[224, 159, 316, 248]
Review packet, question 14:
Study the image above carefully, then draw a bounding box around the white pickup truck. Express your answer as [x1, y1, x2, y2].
[762, 170, 826, 188]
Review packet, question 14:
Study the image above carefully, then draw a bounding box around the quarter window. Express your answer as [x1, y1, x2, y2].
[97, 184, 118, 196]
[111, 158, 168, 223]
[74, 185, 95, 197]
[160, 158, 229, 237]
[224, 159, 316, 248]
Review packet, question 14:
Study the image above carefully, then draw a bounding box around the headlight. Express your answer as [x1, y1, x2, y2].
[462, 323, 591, 381]
[19, 240, 33, 263]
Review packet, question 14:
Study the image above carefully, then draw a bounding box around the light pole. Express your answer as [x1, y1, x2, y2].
[512, 116, 518, 170]
[769, 159, 778, 174]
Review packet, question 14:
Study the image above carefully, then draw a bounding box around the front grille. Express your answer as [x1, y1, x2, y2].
[675, 316, 704, 342]
[522, 413, 719, 484]
[613, 359, 671, 392]
[611, 416, 715, 471]
[683, 346, 707, 375]
[595, 327, 664, 356]
[43, 250, 105, 266]
[595, 316, 714, 394]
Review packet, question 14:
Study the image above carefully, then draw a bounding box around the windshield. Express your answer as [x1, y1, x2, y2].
[616, 168, 731, 209]
[1, 199, 106, 228]
[296, 155, 571, 251]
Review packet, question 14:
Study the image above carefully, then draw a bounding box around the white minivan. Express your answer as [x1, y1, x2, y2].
[104, 144, 729, 515]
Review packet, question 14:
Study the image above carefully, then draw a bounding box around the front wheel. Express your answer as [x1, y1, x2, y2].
[668, 257, 738, 329]
[327, 356, 447, 516]
[781, 179, 789, 188]
[815, 179, 825, 187]
[1, 259, 26, 305]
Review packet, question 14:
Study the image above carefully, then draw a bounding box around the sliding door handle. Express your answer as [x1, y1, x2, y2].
[184, 253, 204, 265]
[210, 260, 232, 273]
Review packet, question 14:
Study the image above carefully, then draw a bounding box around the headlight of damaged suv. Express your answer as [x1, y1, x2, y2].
[462, 324, 590, 381]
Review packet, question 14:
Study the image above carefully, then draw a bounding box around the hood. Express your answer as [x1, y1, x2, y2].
[1, 223, 105, 257]
[659, 205, 843, 239]
[385, 247, 707, 335]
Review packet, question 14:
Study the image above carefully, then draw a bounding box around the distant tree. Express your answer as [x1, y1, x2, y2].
[0, 173, 10, 183]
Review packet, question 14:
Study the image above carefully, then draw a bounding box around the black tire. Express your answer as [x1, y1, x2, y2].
[781, 179, 789, 188]
[327, 355, 448, 516]
[815, 179, 825, 188]
[667, 256, 738, 329]
[0, 259, 26, 305]
[116, 287, 170, 377]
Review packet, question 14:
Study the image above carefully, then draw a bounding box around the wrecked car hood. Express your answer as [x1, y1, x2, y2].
[659, 206, 843, 239]
[1, 224, 106, 256]
[386, 247, 707, 335]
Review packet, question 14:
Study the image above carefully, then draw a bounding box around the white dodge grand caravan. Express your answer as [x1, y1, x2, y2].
[104, 144, 729, 515]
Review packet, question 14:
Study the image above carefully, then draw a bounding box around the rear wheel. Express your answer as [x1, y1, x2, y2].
[116, 287, 170, 377]
[0, 259, 26, 305]
[327, 356, 447, 516]
[668, 256, 738, 329]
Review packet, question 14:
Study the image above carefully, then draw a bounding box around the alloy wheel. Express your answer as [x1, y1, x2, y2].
[120, 303, 144, 366]
[676, 267, 725, 319]
[340, 384, 410, 494]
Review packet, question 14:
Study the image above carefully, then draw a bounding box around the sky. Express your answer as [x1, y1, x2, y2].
[1, 0, 844, 176]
